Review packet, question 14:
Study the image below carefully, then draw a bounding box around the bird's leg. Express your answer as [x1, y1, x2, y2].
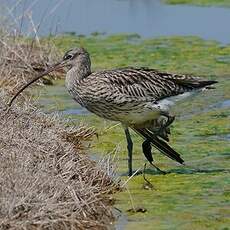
[142, 140, 166, 174]
[142, 163, 154, 190]
[124, 127, 133, 177]
[143, 163, 149, 183]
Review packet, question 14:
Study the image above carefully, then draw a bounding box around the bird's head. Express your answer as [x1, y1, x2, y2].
[61, 47, 91, 71]
[8, 47, 90, 107]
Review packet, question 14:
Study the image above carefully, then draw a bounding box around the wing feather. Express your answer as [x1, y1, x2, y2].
[90, 67, 217, 102]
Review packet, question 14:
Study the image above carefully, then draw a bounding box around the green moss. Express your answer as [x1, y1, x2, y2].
[163, 0, 230, 7]
[38, 35, 230, 229]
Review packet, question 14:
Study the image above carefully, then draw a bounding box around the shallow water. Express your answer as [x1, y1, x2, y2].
[213, 99, 230, 109]
[62, 108, 88, 115]
[36, 76, 229, 230]
[30, 33, 230, 229]
[2, 0, 230, 43]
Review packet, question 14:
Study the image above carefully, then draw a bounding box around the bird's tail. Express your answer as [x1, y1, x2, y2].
[132, 127, 184, 164]
[174, 78, 218, 90]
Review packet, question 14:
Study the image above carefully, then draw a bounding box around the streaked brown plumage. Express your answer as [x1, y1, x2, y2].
[9, 47, 218, 176]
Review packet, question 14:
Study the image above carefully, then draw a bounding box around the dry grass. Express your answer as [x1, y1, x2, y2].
[0, 33, 62, 94]
[0, 5, 117, 230]
[0, 95, 116, 230]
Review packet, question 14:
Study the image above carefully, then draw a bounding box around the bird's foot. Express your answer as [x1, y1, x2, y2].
[166, 115, 175, 127]
[157, 113, 175, 138]
[161, 113, 175, 129]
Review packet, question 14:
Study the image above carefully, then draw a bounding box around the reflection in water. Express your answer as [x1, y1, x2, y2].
[1, 0, 230, 43]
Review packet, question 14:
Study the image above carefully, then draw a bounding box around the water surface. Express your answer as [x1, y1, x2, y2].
[2, 0, 230, 43]
[35, 41, 230, 229]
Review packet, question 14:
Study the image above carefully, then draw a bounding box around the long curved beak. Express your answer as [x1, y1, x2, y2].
[8, 60, 64, 107]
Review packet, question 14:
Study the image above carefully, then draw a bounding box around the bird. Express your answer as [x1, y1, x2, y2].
[9, 47, 218, 176]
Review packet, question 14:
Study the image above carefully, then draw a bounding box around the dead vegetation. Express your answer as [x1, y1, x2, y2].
[0, 35, 63, 94]
[0, 95, 116, 230]
[0, 5, 117, 230]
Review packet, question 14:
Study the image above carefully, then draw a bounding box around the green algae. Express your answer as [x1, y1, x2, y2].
[163, 0, 230, 7]
[46, 35, 230, 77]
[37, 35, 230, 230]
[115, 171, 229, 230]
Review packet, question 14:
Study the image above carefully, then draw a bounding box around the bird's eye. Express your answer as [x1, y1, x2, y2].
[63, 54, 73, 60]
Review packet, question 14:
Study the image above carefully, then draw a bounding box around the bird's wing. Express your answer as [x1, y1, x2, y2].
[92, 67, 218, 102]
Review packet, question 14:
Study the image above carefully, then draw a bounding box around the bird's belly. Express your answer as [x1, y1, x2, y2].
[86, 102, 161, 126]
[117, 109, 160, 126]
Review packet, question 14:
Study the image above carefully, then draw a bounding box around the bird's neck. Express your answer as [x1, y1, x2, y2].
[65, 64, 91, 96]
[71, 62, 91, 79]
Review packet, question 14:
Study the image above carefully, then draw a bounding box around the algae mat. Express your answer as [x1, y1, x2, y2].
[38, 35, 230, 230]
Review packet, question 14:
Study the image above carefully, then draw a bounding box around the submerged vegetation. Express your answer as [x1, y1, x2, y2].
[37, 34, 230, 229]
[164, 0, 230, 7]
[1, 0, 229, 229]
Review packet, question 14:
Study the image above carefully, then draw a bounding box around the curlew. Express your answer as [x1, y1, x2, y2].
[9, 48, 218, 176]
